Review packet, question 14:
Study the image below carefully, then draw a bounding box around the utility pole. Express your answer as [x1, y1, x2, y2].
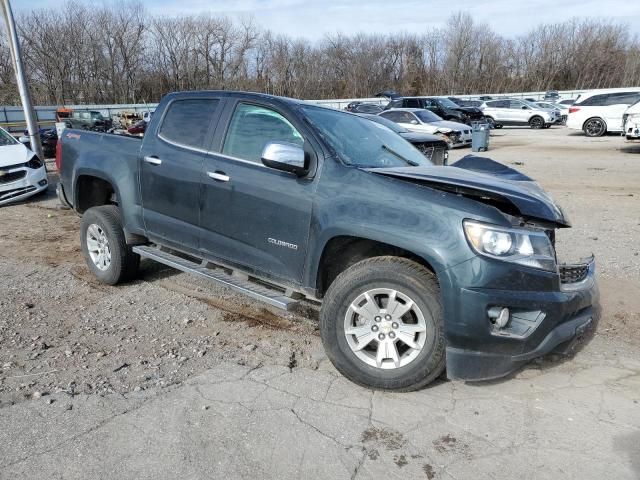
[1, 0, 44, 163]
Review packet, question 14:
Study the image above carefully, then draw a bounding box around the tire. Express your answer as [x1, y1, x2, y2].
[494, 124, 503, 129]
[529, 116, 544, 129]
[583, 117, 607, 137]
[320, 256, 445, 391]
[80, 205, 139, 285]
[543, 124, 551, 129]
[484, 116, 495, 129]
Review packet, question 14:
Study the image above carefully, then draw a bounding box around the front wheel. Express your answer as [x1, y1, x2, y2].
[80, 205, 139, 285]
[320, 257, 445, 391]
[583, 117, 607, 137]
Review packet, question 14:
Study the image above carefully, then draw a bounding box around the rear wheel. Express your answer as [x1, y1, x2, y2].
[583, 117, 607, 137]
[320, 257, 445, 391]
[80, 205, 139, 285]
[529, 116, 544, 129]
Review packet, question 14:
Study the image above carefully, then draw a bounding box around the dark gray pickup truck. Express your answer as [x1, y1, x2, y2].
[56, 91, 599, 391]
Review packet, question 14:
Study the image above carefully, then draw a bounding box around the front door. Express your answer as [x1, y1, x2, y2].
[199, 101, 317, 282]
[140, 97, 221, 250]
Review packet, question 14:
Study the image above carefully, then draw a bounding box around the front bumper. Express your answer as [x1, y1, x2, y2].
[625, 119, 640, 140]
[443, 256, 599, 381]
[0, 165, 48, 206]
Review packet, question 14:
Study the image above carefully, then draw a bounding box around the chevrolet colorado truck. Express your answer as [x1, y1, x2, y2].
[56, 91, 599, 391]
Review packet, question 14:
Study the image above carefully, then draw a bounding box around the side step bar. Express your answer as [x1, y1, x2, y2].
[133, 245, 299, 311]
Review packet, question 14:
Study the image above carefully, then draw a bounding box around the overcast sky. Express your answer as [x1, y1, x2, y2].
[20, 0, 640, 39]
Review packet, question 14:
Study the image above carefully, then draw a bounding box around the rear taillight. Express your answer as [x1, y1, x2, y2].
[569, 107, 580, 114]
[55, 137, 62, 171]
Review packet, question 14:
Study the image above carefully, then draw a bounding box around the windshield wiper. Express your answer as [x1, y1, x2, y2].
[382, 144, 420, 166]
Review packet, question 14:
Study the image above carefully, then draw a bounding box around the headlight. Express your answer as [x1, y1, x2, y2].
[25, 155, 43, 169]
[463, 220, 556, 271]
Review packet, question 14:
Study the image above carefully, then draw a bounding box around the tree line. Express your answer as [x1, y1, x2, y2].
[1, 1, 639, 106]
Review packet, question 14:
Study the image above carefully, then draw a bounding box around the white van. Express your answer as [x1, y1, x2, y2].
[623, 99, 640, 140]
[566, 88, 640, 137]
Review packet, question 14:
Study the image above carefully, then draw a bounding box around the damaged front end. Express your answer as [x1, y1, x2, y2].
[364, 155, 599, 381]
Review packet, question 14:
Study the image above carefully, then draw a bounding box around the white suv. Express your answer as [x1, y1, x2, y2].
[566, 88, 640, 137]
[480, 99, 558, 129]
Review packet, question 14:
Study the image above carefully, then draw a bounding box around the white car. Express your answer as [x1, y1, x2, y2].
[623, 99, 640, 140]
[566, 88, 640, 137]
[0, 127, 48, 206]
[378, 108, 472, 148]
[535, 101, 568, 123]
[480, 98, 558, 129]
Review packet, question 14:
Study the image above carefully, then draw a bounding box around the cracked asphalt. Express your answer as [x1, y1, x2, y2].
[2, 345, 639, 479]
[1, 128, 640, 479]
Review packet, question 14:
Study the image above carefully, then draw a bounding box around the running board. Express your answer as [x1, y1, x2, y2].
[133, 245, 299, 311]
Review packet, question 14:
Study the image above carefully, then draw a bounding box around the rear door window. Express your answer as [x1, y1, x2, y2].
[404, 98, 422, 108]
[579, 94, 609, 106]
[159, 98, 220, 150]
[222, 103, 303, 163]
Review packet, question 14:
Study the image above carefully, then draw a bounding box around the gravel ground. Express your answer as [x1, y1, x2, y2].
[1, 126, 639, 408]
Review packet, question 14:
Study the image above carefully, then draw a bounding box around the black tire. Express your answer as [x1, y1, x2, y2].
[320, 256, 445, 391]
[529, 115, 544, 129]
[80, 205, 139, 285]
[543, 123, 552, 129]
[583, 117, 607, 137]
[484, 116, 495, 129]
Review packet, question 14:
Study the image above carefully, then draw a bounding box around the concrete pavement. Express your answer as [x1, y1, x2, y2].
[1, 335, 639, 480]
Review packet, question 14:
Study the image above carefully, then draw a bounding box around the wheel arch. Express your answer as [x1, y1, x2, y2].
[313, 234, 444, 297]
[74, 172, 119, 214]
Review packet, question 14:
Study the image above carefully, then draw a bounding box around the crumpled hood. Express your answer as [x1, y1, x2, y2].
[364, 155, 570, 227]
[0, 143, 32, 168]
[429, 120, 470, 133]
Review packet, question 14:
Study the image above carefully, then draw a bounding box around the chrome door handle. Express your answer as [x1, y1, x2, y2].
[207, 171, 230, 182]
[143, 156, 162, 165]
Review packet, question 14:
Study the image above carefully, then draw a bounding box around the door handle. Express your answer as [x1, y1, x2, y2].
[143, 156, 162, 165]
[207, 171, 230, 182]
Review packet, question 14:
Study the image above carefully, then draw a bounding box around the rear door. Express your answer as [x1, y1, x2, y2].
[508, 100, 529, 124]
[140, 96, 222, 250]
[199, 100, 318, 282]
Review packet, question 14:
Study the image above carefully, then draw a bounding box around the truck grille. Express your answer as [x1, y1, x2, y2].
[559, 264, 589, 284]
[0, 170, 26, 184]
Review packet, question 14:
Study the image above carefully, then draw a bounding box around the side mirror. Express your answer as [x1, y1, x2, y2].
[410, 120, 419, 125]
[521, 105, 529, 110]
[18, 136, 30, 146]
[261, 142, 308, 176]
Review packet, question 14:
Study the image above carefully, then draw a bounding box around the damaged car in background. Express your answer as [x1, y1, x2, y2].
[56, 90, 598, 391]
[378, 108, 472, 147]
[0, 126, 47, 206]
[359, 113, 449, 165]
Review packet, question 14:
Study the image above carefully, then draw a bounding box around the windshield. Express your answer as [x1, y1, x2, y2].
[301, 106, 432, 168]
[415, 110, 443, 123]
[437, 98, 460, 109]
[361, 114, 408, 133]
[0, 128, 18, 146]
[523, 100, 545, 109]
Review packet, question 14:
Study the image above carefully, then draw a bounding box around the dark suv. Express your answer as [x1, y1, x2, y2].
[385, 96, 485, 125]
